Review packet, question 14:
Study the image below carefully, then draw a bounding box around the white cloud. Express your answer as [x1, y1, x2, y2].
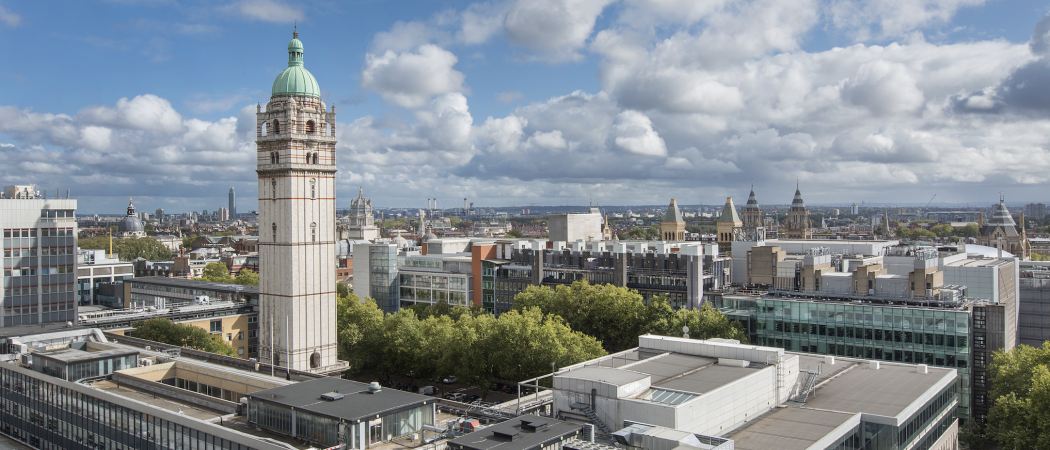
[232, 0, 304, 24]
[841, 60, 925, 116]
[503, 0, 616, 61]
[611, 110, 666, 156]
[360, 45, 467, 109]
[0, 2, 22, 28]
[78, 94, 184, 133]
[825, 0, 988, 41]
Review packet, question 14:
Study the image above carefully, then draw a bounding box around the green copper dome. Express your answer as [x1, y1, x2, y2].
[272, 30, 320, 97]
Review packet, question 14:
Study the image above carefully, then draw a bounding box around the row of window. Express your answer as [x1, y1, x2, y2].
[4, 266, 73, 277]
[4, 284, 74, 296]
[763, 321, 969, 349]
[759, 337, 969, 368]
[3, 228, 74, 238]
[4, 246, 75, 257]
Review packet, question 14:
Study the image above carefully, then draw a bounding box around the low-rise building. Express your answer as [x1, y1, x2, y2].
[76, 249, 134, 308]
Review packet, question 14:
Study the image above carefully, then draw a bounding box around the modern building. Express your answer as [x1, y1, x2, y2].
[661, 199, 686, 242]
[1025, 202, 1045, 220]
[925, 211, 981, 223]
[547, 335, 958, 450]
[29, 344, 138, 381]
[229, 186, 237, 221]
[339, 187, 379, 241]
[1018, 261, 1050, 347]
[448, 415, 583, 450]
[247, 377, 437, 449]
[715, 197, 741, 254]
[397, 253, 472, 310]
[549, 209, 604, 243]
[353, 243, 399, 313]
[1, 184, 78, 327]
[117, 199, 146, 238]
[217, 206, 230, 222]
[256, 30, 345, 373]
[76, 249, 134, 308]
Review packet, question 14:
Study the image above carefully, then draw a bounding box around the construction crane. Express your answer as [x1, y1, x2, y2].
[924, 194, 937, 210]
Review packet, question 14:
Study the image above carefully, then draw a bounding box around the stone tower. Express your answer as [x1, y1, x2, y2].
[742, 187, 762, 228]
[340, 187, 379, 241]
[256, 30, 345, 373]
[661, 199, 686, 241]
[716, 197, 742, 254]
[784, 184, 813, 239]
[977, 196, 1032, 260]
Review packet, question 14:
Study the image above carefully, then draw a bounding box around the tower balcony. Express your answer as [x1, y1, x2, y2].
[256, 133, 337, 143]
[257, 163, 338, 174]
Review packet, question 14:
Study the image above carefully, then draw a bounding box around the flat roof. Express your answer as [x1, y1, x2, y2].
[32, 347, 137, 364]
[557, 367, 649, 386]
[803, 361, 953, 417]
[655, 364, 763, 395]
[448, 415, 582, 450]
[129, 277, 260, 295]
[727, 407, 856, 450]
[624, 353, 716, 385]
[0, 322, 88, 338]
[249, 377, 431, 422]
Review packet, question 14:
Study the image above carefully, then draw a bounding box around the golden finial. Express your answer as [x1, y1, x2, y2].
[293, 22, 298, 39]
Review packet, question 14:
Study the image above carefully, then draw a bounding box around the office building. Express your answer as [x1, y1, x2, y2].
[397, 253, 472, 310]
[228, 186, 237, 221]
[1, 184, 78, 327]
[549, 209, 604, 243]
[76, 249, 134, 308]
[1019, 261, 1050, 347]
[256, 30, 345, 373]
[1025, 202, 1045, 220]
[353, 243, 399, 313]
[547, 335, 958, 450]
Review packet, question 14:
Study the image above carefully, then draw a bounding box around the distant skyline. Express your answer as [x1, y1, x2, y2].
[3, 0, 1050, 214]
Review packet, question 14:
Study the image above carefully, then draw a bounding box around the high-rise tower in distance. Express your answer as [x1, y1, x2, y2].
[256, 29, 345, 373]
[228, 186, 236, 221]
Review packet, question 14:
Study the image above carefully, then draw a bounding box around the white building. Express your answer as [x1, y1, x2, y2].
[549, 208, 604, 242]
[255, 30, 346, 374]
[1, 184, 79, 327]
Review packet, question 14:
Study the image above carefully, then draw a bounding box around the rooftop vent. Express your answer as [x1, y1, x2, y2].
[869, 361, 880, 370]
[368, 382, 382, 394]
[321, 392, 345, 401]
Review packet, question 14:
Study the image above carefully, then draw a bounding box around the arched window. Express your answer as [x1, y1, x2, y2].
[310, 179, 316, 200]
[271, 178, 277, 201]
[272, 223, 277, 242]
[306, 120, 315, 134]
[311, 222, 317, 243]
[260, 122, 267, 136]
[271, 119, 280, 134]
[312, 152, 319, 164]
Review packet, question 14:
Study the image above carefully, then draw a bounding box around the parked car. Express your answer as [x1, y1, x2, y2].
[419, 386, 438, 395]
[464, 394, 481, 403]
[442, 376, 458, 384]
[490, 383, 506, 391]
[444, 392, 466, 401]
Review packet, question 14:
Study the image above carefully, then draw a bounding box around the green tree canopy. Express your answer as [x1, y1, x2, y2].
[930, 224, 954, 238]
[131, 318, 237, 357]
[233, 268, 259, 286]
[955, 223, 979, 238]
[78, 236, 172, 261]
[199, 262, 233, 283]
[505, 229, 523, 238]
[513, 281, 747, 352]
[986, 342, 1050, 449]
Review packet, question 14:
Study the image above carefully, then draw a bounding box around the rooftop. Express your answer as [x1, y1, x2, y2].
[249, 377, 432, 422]
[32, 347, 137, 364]
[726, 407, 856, 450]
[129, 277, 260, 295]
[448, 415, 582, 450]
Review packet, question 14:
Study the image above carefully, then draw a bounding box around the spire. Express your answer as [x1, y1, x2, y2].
[717, 197, 742, 223]
[287, 28, 304, 67]
[127, 198, 136, 217]
[293, 22, 298, 39]
[663, 199, 684, 223]
[792, 185, 805, 208]
[747, 186, 758, 206]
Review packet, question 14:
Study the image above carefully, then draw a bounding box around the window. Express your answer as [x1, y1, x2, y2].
[271, 178, 277, 200]
[272, 119, 280, 134]
[238, 347, 245, 356]
[306, 120, 315, 133]
[248, 345, 257, 354]
[249, 330, 258, 338]
[311, 222, 317, 242]
[210, 320, 222, 333]
[310, 179, 316, 200]
[226, 333, 232, 341]
[272, 223, 277, 242]
[237, 331, 244, 340]
[249, 316, 258, 323]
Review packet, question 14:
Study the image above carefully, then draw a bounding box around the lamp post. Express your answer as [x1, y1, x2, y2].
[683, 325, 690, 339]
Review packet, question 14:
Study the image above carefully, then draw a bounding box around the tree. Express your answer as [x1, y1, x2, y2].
[182, 234, 198, 250]
[131, 318, 237, 357]
[233, 268, 259, 286]
[199, 262, 233, 283]
[505, 229, 523, 238]
[78, 236, 172, 261]
[959, 419, 992, 450]
[336, 293, 385, 373]
[894, 226, 912, 239]
[955, 223, 979, 238]
[986, 342, 1050, 449]
[930, 224, 954, 238]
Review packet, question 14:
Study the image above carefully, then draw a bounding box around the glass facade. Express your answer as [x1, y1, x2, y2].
[2, 227, 78, 326]
[398, 273, 469, 307]
[248, 399, 433, 448]
[0, 364, 266, 450]
[754, 298, 972, 417]
[368, 245, 398, 313]
[31, 353, 138, 382]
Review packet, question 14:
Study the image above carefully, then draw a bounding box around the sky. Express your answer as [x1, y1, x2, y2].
[1, 0, 1050, 214]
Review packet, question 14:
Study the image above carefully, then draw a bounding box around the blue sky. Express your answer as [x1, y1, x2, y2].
[2, 0, 1050, 214]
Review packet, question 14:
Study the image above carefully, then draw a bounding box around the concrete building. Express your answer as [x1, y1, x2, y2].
[217, 206, 230, 222]
[547, 335, 958, 450]
[549, 209, 604, 243]
[448, 415, 583, 450]
[1, 184, 78, 327]
[1018, 261, 1050, 347]
[339, 187, 379, 241]
[76, 249, 134, 307]
[256, 30, 345, 374]
[661, 199, 686, 242]
[1025, 202, 1045, 220]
